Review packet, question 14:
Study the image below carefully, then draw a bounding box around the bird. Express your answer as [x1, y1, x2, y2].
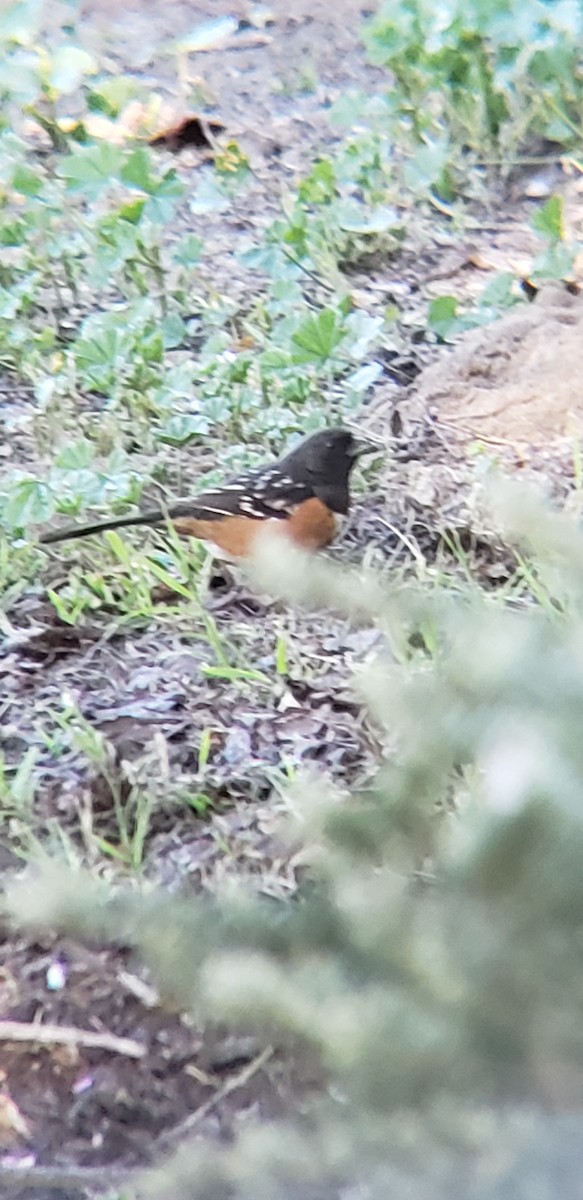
[39, 428, 379, 559]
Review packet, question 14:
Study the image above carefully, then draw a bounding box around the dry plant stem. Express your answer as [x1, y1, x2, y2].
[0, 1164, 123, 1196]
[0, 1018, 145, 1059]
[155, 1045, 274, 1152]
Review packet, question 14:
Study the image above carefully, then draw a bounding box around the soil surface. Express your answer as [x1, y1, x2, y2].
[2, 1, 583, 1196]
[420, 282, 583, 468]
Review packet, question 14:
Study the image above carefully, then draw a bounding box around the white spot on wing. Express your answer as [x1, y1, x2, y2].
[198, 503, 237, 516]
[239, 498, 265, 517]
[265, 495, 294, 511]
[270, 475, 296, 490]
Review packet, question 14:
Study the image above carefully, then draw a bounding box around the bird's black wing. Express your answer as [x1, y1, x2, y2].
[170, 463, 315, 521]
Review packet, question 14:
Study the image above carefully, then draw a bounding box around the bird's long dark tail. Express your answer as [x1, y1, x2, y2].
[39, 510, 169, 545]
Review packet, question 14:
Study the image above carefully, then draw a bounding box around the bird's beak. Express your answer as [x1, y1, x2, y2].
[349, 435, 384, 458]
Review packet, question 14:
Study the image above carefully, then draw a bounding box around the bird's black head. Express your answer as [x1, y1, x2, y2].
[280, 428, 379, 514]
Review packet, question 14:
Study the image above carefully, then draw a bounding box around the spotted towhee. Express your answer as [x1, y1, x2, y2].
[39, 428, 378, 558]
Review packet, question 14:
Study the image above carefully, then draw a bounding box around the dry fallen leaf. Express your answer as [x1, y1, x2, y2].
[149, 114, 225, 153]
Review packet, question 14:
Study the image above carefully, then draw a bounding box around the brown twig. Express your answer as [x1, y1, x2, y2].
[155, 1045, 274, 1151]
[435, 417, 529, 448]
[0, 1019, 145, 1059]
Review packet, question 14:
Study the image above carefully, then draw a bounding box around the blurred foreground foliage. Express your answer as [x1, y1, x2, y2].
[8, 488, 583, 1198]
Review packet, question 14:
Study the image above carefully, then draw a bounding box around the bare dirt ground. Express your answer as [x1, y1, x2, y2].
[2, 1, 583, 1196]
